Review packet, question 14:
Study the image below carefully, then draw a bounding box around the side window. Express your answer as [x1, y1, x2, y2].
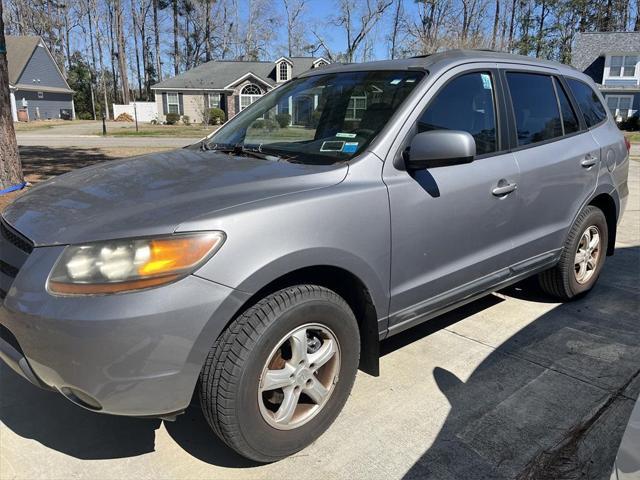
[566, 78, 607, 128]
[506, 72, 562, 146]
[417, 71, 497, 155]
[553, 78, 579, 134]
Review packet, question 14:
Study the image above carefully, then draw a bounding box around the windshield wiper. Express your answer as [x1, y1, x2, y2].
[206, 143, 281, 161]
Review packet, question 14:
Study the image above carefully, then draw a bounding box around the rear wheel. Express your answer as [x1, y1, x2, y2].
[538, 205, 608, 300]
[199, 285, 360, 462]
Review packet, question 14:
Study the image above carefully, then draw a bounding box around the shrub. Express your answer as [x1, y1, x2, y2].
[618, 115, 639, 132]
[115, 112, 134, 122]
[275, 113, 291, 128]
[182, 115, 191, 126]
[252, 119, 265, 129]
[165, 112, 180, 125]
[77, 112, 94, 120]
[208, 108, 226, 125]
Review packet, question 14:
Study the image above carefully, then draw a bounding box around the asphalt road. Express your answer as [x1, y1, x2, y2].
[0, 160, 638, 480]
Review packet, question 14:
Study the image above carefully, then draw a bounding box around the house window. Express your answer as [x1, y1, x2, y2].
[166, 92, 179, 114]
[208, 93, 221, 109]
[345, 95, 367, 120]
[240, 84, 262, 110]
[37, 91, 44, 99]
[609, 55, 638, 78]
[314, 60, 327, 68]
[606, 95, 634, 120]
[279, 62, 289, 82]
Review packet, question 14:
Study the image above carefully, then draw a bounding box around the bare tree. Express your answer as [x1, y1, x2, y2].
[388, 0, 403, 59]
[114, 0, 130, 103]
[153, 0, 163, 80]
[172, 0, 180, 74]
[0, 1, 23, 190]
[491, 0, 500, 49]
[282, 0, 306, 57]
[333, 0, 392, 62]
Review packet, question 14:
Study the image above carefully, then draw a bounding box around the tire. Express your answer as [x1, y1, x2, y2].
[199, 285, 360, 462]
[538, 205, 608, 301]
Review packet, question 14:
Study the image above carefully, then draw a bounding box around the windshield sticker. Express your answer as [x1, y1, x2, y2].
[481, 73, 492, 90]
[390, 79, 402, 85]
[336, 132, 357, 139]
[320, 141, 345, 152]
[342, 142, 358, 153]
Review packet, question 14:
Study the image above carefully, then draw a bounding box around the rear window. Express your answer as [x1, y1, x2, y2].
[506, 72, 562, 146]
[566, 78, 608, 128]
[553, 78, 579, 134]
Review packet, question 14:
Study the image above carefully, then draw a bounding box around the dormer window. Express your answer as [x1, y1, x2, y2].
[279, 62, 289, 82]
[609, 55, 638, 78]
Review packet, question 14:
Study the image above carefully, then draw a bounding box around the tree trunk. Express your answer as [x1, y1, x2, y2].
[535, 0, 546, 57]
[87, 3, 98, 119]
[172, 0, 180, 75]
[114, 0, 130, 104]
[130, 0, 143, 100]
[390, 0, 402, 59]
[153, 0, 162, 81]
[491, 0, 500, 50]
[635, 0, 640, 31]
[205, 0, 212, 61]
[508, 0, 516, 51]
[0, 2, 24, 190]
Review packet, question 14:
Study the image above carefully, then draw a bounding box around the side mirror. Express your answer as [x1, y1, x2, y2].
[405, 130, 476, 170]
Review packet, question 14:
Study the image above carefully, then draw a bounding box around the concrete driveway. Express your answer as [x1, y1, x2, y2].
[1, 161, 638, 480]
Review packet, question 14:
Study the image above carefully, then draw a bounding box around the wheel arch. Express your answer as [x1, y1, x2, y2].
[229, 265, 381, 377]
[588, 191, 618, 256]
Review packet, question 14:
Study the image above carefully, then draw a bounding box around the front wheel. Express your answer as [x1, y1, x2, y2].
[538, 205, 608, 300]
[199, 285, 360, 462]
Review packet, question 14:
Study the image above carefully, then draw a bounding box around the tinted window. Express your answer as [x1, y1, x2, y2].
[507, 72, 562, 146]
[566, 78, 607, 127]
[553, 78, 579, 134]
[418, 72, 497, 155]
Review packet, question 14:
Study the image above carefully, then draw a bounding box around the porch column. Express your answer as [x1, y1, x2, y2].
[9, 91, 17, 122]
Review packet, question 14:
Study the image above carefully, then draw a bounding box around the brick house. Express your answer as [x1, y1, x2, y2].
[151, 56, 330, 124]
[572, 31, 640, 122]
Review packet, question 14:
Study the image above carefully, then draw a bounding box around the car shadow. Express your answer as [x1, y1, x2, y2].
[401, 245, 640, 479]
[1, 247, 637, 474]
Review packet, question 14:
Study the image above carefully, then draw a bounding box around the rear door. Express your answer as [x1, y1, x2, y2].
[500, 66, 600, 264]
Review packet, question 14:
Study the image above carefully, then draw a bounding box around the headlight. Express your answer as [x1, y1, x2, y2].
[47, 232, 225, 295]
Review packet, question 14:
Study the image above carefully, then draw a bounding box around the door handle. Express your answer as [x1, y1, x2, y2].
[492, 182, 517, 196]
[581, 155, 598, 168]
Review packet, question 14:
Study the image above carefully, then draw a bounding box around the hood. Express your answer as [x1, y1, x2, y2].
[3, 149, 347, 246]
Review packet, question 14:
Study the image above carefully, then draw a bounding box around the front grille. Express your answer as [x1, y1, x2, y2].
[0, 218, 33, 298]
[0, 260, 19, 278]
[0, 220, 33, 254]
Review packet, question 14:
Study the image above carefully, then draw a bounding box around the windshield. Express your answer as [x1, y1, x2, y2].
[206, 70, 425, 164]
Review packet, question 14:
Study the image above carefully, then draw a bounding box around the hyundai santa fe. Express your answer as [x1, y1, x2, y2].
[0, 50, 630, 462]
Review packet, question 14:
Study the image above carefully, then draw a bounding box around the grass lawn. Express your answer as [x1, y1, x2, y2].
[623, 131, 640, 143]
[13, 120, 77, 131]
[98, 123, 217, 138]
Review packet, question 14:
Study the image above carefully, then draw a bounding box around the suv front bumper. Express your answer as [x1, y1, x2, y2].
[0, 245, 250, 417]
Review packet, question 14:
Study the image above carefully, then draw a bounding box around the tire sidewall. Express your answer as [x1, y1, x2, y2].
[567, 208, 608, 296]
[234, 296, 360, 460]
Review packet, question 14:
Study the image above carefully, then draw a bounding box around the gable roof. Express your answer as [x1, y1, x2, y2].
[6, 35, 73, 93]
[572, 31, 640, 72]
[6, 36, 41, 85]
[152, 57, 326, 90]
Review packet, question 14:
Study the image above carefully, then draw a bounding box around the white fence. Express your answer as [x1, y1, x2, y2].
[112, 102, 158, 122]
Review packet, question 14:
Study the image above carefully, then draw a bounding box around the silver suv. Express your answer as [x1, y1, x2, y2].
[0, 50, 630, 462]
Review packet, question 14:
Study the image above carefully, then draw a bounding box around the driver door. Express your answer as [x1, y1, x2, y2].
[383, 67, 521, 333]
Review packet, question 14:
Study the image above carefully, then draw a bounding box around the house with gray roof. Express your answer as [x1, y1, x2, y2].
[572, 31, 640, 122]
[6, 36, 75, 122]
[151, 56, 329, 124]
